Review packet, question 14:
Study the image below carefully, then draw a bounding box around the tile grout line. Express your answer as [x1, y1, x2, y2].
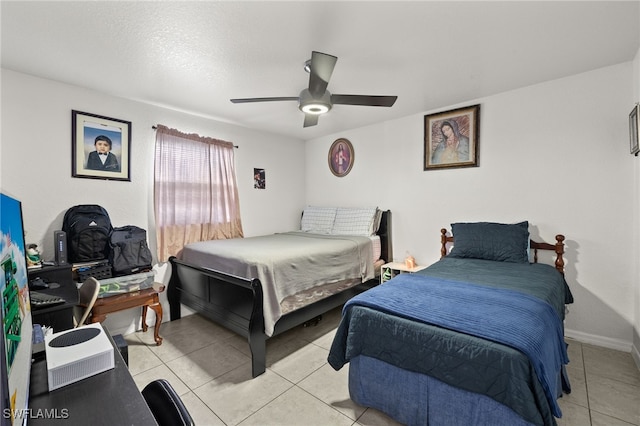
[580, 342, 594, 426]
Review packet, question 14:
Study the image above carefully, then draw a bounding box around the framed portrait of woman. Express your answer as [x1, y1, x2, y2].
[424, 104, 480, 170]
[328, 138, 354, 177]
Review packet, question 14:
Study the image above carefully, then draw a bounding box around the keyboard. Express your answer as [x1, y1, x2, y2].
[30, 291, 65, 307]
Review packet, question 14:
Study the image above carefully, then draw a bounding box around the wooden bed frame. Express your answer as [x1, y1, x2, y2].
[167, 210, 392, 378]
[440, 228, 566, 275]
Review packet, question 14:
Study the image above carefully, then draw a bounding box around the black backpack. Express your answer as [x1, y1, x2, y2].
[62, 205, 113, 263]
[109, 225, 153, 276]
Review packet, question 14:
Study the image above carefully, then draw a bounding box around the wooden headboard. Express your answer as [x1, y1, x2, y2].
[439, 228, 565, 275]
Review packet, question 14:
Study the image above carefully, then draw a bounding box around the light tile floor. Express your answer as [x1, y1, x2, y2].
[126, 307, 640, 425]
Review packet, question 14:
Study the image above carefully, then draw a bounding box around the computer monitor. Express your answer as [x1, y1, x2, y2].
[1, 193, 33, 426]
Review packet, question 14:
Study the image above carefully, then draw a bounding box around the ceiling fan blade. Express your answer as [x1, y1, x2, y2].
[230, 97, 298, 103]
[308, 51, 337, 98]
[331, 94, 398, 107]
[303, 113, 319, 128]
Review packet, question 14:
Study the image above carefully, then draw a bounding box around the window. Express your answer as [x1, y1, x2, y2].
[154, 125, 243, 261]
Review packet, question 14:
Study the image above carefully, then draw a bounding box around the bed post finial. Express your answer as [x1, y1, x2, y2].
[440, 229, 448, 258]
[555, 234, 565, 275]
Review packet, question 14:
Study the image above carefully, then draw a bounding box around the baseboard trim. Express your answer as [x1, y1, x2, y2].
[564, 329, 632, 353]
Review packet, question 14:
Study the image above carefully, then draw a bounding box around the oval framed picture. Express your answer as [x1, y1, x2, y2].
[328, 138, 354, 177]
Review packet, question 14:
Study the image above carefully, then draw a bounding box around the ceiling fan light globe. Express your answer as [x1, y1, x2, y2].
[301, 103, 330, 114]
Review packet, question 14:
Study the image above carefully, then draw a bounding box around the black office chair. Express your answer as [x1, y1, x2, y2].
[142, 379, 195, 426]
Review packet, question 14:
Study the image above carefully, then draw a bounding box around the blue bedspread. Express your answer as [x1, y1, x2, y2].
[330, 273, 569, 418]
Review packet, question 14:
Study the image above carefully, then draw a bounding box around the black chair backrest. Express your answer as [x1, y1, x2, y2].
[142, 379, 195, 426]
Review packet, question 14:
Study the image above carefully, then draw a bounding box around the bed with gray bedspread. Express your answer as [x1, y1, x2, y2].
[180, 231, 374, 336]
[167, 210, 391, 378]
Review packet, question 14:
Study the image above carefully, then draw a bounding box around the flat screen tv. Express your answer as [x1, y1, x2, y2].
[0, 193, 33, 425]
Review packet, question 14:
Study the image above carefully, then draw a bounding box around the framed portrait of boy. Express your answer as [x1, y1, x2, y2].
[424, 104, 480, 170]
[72, 110, 131, 181]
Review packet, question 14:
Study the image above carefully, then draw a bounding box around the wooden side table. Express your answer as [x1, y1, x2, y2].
[380, 262, 428, 283]
[88, 285, 164, 345]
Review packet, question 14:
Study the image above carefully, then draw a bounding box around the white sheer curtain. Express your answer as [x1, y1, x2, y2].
[154, 125, 243, 262]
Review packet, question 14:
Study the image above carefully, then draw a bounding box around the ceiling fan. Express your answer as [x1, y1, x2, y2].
[230, 51, 398, 128]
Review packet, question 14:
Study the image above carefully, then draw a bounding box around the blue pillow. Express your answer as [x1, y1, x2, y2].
[449, 221, 529, 263]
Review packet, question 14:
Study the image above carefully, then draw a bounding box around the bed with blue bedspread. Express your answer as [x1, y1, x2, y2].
[328, 221, 574, 426]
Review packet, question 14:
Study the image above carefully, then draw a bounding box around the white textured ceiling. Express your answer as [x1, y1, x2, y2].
[2, 1, 639, 140]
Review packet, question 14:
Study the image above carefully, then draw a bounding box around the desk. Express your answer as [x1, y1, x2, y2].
[87, 287, 163, 345]
[29, 332, 157, 425]
[29, 265, 78, 332]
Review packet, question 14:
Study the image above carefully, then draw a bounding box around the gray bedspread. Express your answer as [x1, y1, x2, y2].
[180, 231, 374, 336]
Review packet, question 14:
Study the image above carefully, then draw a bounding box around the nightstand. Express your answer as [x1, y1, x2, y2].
[380, 262, 427, 283]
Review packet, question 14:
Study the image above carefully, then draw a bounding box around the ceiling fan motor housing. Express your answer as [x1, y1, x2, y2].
[299, 89, 332, 114]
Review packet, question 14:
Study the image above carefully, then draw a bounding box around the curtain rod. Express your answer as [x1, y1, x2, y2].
[152, 125, 238, 148]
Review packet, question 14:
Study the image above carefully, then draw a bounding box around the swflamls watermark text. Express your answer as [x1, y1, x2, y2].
[3, 408, 69, 420]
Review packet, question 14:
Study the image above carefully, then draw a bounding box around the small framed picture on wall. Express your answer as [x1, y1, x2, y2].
[254, 168, 265, 189]
[328, 138, 354, 177]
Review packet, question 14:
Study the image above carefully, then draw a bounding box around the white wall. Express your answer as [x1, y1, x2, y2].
[305, 63, 637, 351]
[0, 69, 306, 334]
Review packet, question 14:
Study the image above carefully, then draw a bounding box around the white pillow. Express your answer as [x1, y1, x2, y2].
[331, 207, 379, 236]
[300, 206, 337, 234]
